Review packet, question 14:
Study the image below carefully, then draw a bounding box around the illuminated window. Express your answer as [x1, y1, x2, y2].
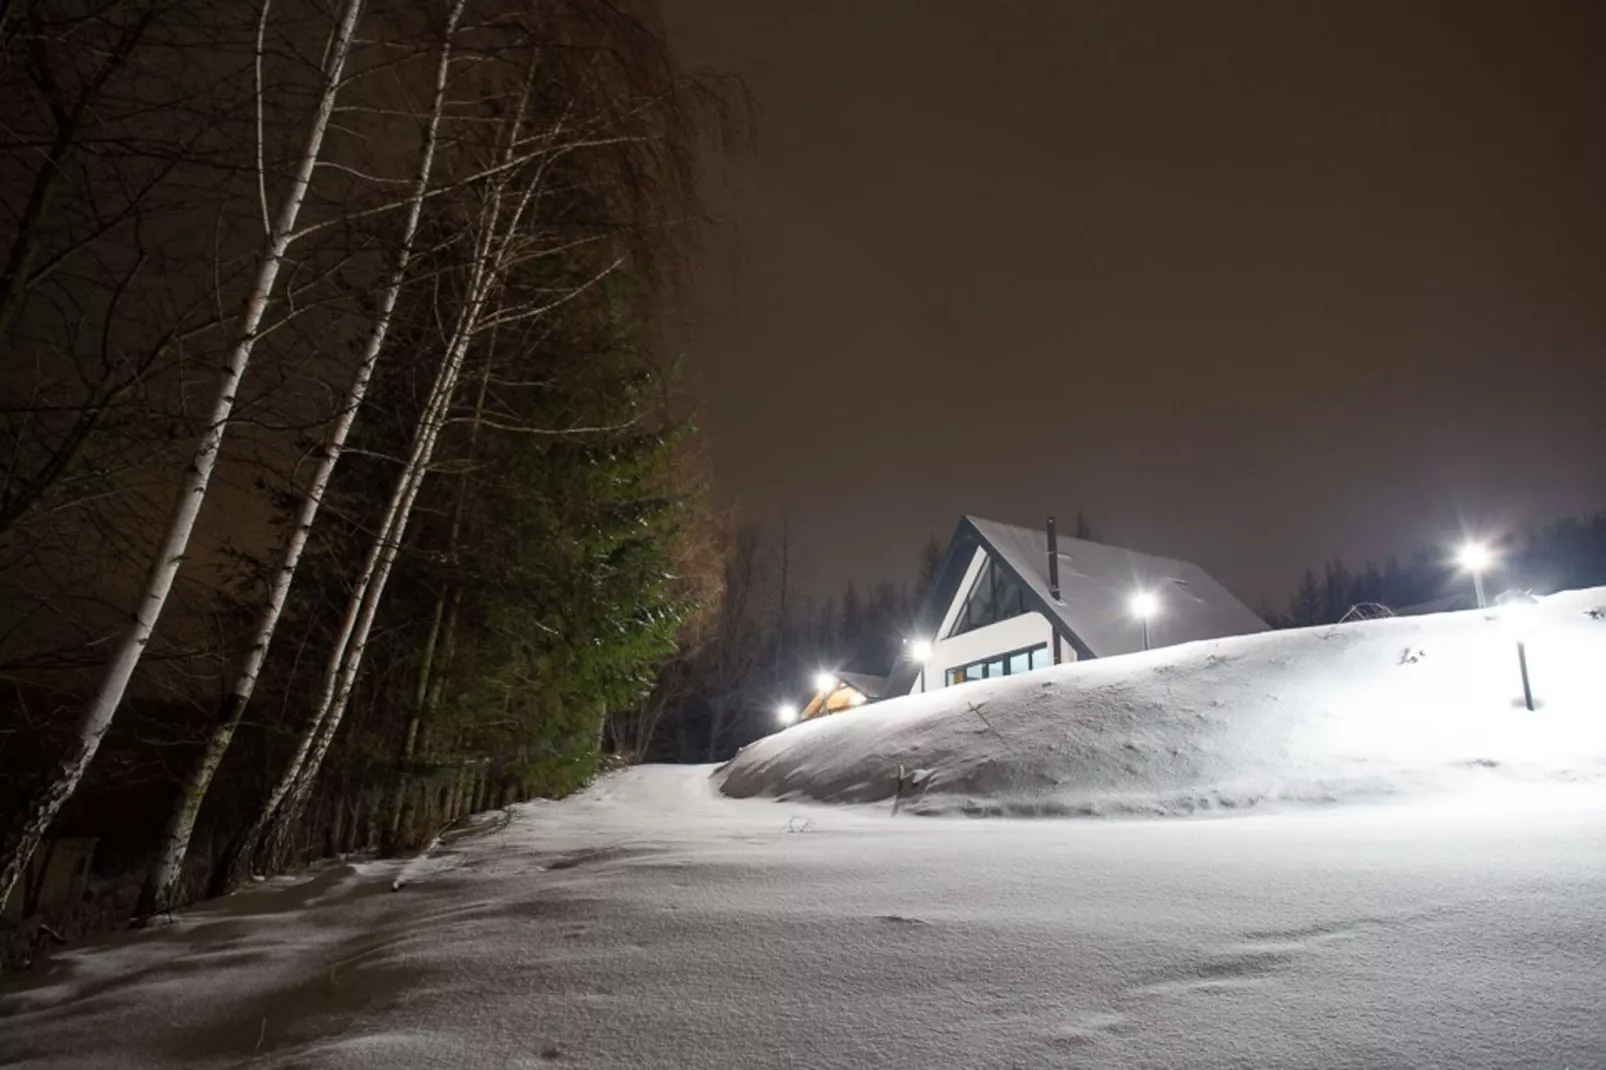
[944, 643, 1048, 686]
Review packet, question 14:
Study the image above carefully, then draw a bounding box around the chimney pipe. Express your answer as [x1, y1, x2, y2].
[1046, 516, 1061, 601]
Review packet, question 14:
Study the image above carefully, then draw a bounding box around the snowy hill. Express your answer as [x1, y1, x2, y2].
[6, 593, 1606, 1068]
[8, 764, 1606, 1068]
[720, 588, 1606, 815]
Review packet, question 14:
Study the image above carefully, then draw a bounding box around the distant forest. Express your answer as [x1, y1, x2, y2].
[643, 507, 1606, 765]
[1266, 509, 1606, 628]
[628, 524, 940, 763]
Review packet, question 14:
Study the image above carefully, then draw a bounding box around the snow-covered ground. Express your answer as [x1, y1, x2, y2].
[5, 593, 1606, 1068]
[723, 588, 1606, 815]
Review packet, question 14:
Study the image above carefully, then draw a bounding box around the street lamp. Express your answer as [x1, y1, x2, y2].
[812, 671, 837, 715]
[776, 702, 799, 726]
[1456, 540, 1494, 609]
[1129, 590, 1159, 651]
[908, 637, 933, 693]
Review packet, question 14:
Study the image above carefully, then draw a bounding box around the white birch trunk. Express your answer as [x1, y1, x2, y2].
[226, 67, 571, 883]
[0, 0, 366, 916]
[259, 246, 495, 858]
[228, 186, 506, 882]
[385, 353, 489, 846]
[137, 0, 465, 916]
[232, 68, 616, 883]
[278, 249, 629, 846]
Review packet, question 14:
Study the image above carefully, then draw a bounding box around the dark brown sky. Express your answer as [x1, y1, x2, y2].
[662, 0, 1606, 610]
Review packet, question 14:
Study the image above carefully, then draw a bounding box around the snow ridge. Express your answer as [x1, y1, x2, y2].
[718, 589, 1606, 815]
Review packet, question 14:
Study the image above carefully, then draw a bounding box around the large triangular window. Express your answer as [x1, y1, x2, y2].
[948, 554, 1028, 637]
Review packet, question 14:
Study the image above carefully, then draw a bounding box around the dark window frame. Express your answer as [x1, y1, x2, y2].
[947, 555, 1028, 638]
[944, 642, 1049, 686]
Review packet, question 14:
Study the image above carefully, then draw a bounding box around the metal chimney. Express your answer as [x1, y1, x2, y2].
[1046, 516, 1061, 601]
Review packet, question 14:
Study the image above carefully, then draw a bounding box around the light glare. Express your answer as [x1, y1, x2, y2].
[1499, 593, 1539, 634]
[1129, 590, 1159, 619]
[776, 703, 799, 725]
[909, 638, 933, 662]
[1457, 541, 1493, 573]
[813, 671, 837, 693]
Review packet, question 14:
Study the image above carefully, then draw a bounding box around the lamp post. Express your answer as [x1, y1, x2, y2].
[908, 637, 933, 693]
[1129, 590, 1159, 651]
[1456, 540, 1493, 609]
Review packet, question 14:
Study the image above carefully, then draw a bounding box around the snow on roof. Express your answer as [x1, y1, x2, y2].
[834, 671, 887, 698]
[965, 515, 1268, 657]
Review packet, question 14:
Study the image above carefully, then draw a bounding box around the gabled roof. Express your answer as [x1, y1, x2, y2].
[971, 515, 1269, 653]
[802, 672, 886, 720]
[887, 515, 1268, 693]
[835, 671, 888, 699]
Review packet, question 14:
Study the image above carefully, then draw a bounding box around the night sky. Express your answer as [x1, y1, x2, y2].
[662, 0, 1606, 610]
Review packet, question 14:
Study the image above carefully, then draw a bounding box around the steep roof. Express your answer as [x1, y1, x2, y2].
[969, 515, 1268, 655]
[886, 515, 1268, 694]
[835, 671, 888, 699]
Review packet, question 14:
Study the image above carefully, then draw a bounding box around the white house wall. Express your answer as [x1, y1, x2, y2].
[911, 548, 1069, 695]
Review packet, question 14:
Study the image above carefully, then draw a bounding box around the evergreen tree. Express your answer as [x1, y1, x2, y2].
[917, 536, 944, 589]
[1291, 568, 1322, 626]
[840, 582, 864, 652]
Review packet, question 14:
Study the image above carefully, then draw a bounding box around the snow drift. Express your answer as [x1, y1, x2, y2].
[718, 588, 1606, 815]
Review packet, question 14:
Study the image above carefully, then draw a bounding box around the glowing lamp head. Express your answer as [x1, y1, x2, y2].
[776, 703, 799, 725]
[908, 638, 933, 662]
[1457, 541, 1494, 573]
[813, 671, 838, 694]
[1129, 590, 1159, 620]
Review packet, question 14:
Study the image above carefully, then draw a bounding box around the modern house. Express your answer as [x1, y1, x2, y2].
[882, 515, 1268, 696]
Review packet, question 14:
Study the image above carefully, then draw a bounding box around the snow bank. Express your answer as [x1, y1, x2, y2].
[719, 588, 1606, 815]
[10, 766, 1606, 1069]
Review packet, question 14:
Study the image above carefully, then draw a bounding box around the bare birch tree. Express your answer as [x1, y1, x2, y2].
[0, 0, 368, 914]
[223, 53, 581, 880]
[223, 0, 741, 876]
[135, 0, 471, 916]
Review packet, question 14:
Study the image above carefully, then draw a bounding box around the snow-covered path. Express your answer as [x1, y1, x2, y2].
[5, 767, 1606, 1069]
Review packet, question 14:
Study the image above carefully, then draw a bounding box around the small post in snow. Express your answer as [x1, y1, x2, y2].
[1516, 641, 1534, 711]
[1500, 594, 1538, 712]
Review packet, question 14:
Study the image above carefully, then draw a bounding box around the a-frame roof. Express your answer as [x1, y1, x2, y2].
[886, 515, 1268, 693]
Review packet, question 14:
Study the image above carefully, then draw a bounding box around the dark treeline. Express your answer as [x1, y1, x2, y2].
[611, 521, 937, 763]
[640, 508, 1606, 765]
[1, 0, 745, 961]
[1269, 510, 1606, 627]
